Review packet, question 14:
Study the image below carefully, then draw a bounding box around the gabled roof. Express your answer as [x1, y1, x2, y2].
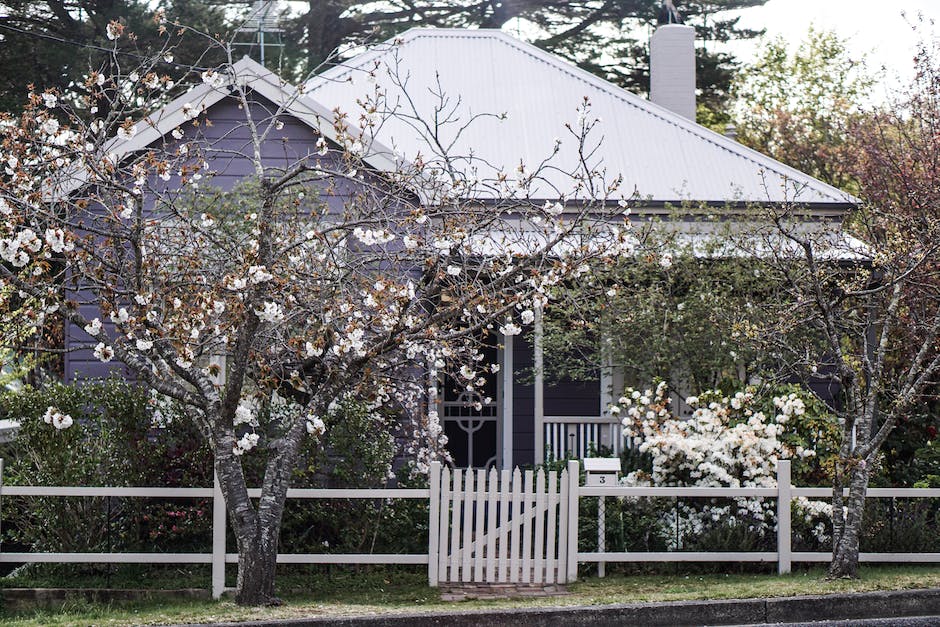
[306, 28, 856, 208]
[53, 57, 399, 198]
[127, 56, 399, 167]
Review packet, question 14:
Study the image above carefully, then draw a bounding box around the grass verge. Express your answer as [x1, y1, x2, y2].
[2, 565, 940, 626]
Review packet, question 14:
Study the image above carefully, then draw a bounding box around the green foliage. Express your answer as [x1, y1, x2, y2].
[543, 248, 776, 392]
[760, 384, 841, 487]
[731, 27, 873, 192]
[859, 498, 940, 553]
[0, 380, 212, 557]
[877, 414, 940, 488]
[910, 440, 940, 487]
[0, 1, 232, 114]
[0, 385, 426, 561]
[279, 400, 429, 556]
[0, 380, 192, 489]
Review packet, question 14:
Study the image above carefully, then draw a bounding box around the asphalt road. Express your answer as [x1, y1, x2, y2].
[741, 617, 940, 626]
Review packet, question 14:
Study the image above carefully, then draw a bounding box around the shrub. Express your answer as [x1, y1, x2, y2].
[615, 382, 834, 551]
[279, 399, 429, 555]
[0, 383, 427, 563]
[0, 380, 213, 558]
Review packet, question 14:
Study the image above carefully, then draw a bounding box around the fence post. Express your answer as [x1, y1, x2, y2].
[597, 495, 606, 578]
[566, 459, 580, 583]
[777, 459, 792, 575]
[427, 461, 441, 587]
[1, 457, 4, 557]
[212, 471, 226, 599]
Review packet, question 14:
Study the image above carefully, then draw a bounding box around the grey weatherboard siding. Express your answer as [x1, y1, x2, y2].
[64, 93, 355, 381]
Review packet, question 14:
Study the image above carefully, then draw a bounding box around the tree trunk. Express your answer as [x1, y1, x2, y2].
[234, 521, 282, 605]
[213, 414, 309, 605]
[828, 464, 870, 578]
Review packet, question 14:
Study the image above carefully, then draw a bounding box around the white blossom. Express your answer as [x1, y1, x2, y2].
[255, 301, 284, 323]
[116, 124, 137, 140]
[40, 118, 59, 136]
[234, 403, 255, 426]
[306, 415, 326, 437]
[233, 431, 260, 456]
[106, 21, 122, 40]
[353, 227, 394, 246]
[44, 228, 72, 253]
[43, 406, 73, 430]
[110, 308, 130, 324]
[201, 70, 227, 89]
[93, 342, 114, 362]
[84, 318, 103, 337]
[248, 265, 274, 284]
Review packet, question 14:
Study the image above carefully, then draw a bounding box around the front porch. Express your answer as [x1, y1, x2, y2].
[440, 316, 629, 469]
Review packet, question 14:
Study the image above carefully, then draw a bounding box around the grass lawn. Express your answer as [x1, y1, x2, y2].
[2, 564, 940, 626]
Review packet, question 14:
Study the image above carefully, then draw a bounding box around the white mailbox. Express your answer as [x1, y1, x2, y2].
[583, 457, 621, 486]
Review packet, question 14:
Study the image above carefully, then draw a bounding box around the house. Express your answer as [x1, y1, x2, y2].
[59, 24, 856, 470]
[302, 26, 858, 469]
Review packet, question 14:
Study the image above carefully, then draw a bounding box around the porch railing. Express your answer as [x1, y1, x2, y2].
[542, 415, 630, 460]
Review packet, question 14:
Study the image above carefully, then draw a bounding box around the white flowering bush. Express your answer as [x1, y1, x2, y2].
[616, 382, 833, 549]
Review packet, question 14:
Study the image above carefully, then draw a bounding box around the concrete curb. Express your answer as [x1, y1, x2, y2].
[184, 588, 940, 626]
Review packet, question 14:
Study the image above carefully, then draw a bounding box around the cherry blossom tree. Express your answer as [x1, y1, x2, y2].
[0, 16, 635, 604]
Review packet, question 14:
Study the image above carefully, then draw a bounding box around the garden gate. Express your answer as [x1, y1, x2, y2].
[427, 460, 579, 586]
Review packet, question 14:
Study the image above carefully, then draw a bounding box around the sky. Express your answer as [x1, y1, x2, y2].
[718, 0, 940, 99]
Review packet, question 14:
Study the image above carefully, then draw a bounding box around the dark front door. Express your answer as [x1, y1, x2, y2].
[441, 339, 500, 469]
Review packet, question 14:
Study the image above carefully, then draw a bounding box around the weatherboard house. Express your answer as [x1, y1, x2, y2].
[63, 25, 856, 470]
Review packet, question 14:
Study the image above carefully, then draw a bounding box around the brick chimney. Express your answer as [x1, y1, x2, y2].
[650, 23, 696, 121]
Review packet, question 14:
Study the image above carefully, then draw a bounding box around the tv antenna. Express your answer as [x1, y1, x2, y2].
[232, 1, 286, 66]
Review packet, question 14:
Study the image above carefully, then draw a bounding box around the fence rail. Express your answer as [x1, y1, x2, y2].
[0, 460, 429, 599]
[583, 460, 940, 576]
[2, 458, 940, 596]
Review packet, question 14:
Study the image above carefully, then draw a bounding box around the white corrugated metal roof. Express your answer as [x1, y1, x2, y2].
[306, 28, 855, 207]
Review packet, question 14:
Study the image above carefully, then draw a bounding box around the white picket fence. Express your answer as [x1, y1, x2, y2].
[582, 460, 940, 575]
[428, 462, 579, 586]
[2, 458, 940, 597]
[0, 460, 430, 599]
